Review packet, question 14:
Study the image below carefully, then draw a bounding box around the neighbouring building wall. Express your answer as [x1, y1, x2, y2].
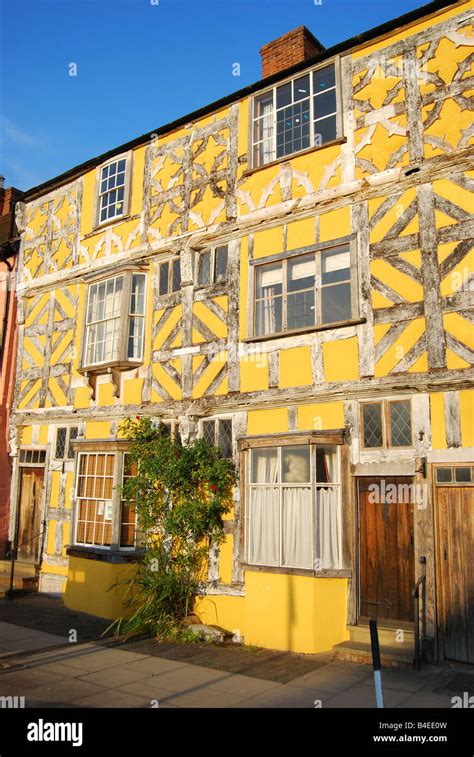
[9, 1, 473, 654]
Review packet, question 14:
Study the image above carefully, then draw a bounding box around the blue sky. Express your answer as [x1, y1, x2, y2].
[1, 0, 428, 191]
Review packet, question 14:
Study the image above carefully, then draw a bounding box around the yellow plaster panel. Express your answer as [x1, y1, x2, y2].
[286, 217, 316, 250]
[80, 170, 96, 237]
[152, 362, 182, 400]
[85, 421, 110, 439]
[38, 426, 49, 444]
[130, 147, 145, 217]
[21, 427, 33, 444]
[247, 407, 288, 435]
[371, 259, 423, 302]
[323, 338, 359, 382]
[459, 390, 474, 447]
[123, 379, 144, 405]
[218, 535, 233, 585]
[319, 208, 351, 242]
[74, 387, 90, 409]
[98, 382, 116, 407]
[430, 392, 447, 449]
[375, 318, 425, 376]
[279, 347, 312, 388]
[49, 472, 61, 509]
[253, 226, 284, 258]
[298, 402, 344, 430]
[64, 557, 136, 619]
[240, 354, 268, 393]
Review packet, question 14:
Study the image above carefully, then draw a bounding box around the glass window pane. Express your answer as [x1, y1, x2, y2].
[455, 466, 472, 483]
[256, 296, 282, 335]
[202, 420, 215, 447]
[198, 251, 211, 286]
[288, 256, 316, 292]
[314, 114, 337, 145]
[282, 486, 312, 568]
[313, 64, 335, 93]
[293, 74, 310, 102]
[251, 448, 278, 484]
[389, 400, 412, 447]
[287, 290, 315, 330]
[314, 89, 336, 120]
[67, 427, 78, 459]
[218, 419, 233, 459]
[215, 246, 228, 282]
[254, 91, 273, 119]
[321, 282, 351, 323]
[316, 447, 338, 483]
[362, 403, 383, 448]
[248, 486, 280, 566]
[322, 247, 350, 285]
[436, 467, 453, 483]
[282, 446, 310, 483]
[130, 274, 146, 315]
[172, 259, 181, 292]
[55, 428, 67, 459]
[276, 81, 292, 109]
[159, 262, 169, 296]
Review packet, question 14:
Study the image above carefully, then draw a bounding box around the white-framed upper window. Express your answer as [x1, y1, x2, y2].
[74, 450, 138, 550]
[197, 245, 228, 287]
[253, 241, 355, 338]
[361, 399, 413, 450]
[246, 443, 342, 570]
[252, 61, 340, 167]
[97, 156, 129, 224]
[201, 418, 233, 459]
[55, 427, 79, 460]
[83, 272, 146, 368]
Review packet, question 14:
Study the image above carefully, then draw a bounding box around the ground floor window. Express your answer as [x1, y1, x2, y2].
[74, 450, 137, 549]
[246, 444, 342, 570]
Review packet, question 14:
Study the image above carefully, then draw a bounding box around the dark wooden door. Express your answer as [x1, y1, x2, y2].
[359, 476, 415, 622]
[17, 468, 44, 563]
[437, 485, 474, 663]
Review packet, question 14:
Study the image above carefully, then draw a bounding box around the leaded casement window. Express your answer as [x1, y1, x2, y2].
[253, 242, 354, 337]
[246, 444, 342, 570]
[74, 450, 138, 550]
[361, 399, 413, 449]
[19, 449, 46, 465]
[201, 418, 233, 459]
[252, 62, 340, 167]
[97, 156, 130, 224]
[158, 257, 181, 296]
[197, 245, 228, 287]
[82, 272, 146, 368]
[54, 427, 79, 460]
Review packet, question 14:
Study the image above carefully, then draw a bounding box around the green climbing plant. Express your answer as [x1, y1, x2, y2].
[108, 417, 236, 640]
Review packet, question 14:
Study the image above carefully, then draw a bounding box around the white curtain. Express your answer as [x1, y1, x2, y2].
[282, 487, 312, 568]
[248, 487, 279, 565]
[261, 99, 275, 165]
[316, 486, 341, 569]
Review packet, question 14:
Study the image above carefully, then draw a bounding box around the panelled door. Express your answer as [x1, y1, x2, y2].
[436, 465, 474, 663]
[358, 476, 415, 622]
[17, 467, 44, 563]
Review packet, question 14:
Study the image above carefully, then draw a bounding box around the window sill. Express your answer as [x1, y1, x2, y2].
[242, 317, 366, 343]
[242, 137, 347, 178]
[242, 563, 351, 578]
[87, 212, 136, 236]
[66, 545, 143, 563]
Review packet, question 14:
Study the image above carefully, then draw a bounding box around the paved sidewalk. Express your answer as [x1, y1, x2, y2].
[0, 621, 469, 708]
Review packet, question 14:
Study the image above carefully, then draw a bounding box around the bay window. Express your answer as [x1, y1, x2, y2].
[82, 272, 146, 368]
[246, 443, 342, 570]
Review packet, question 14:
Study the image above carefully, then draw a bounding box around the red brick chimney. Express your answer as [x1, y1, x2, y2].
[260, 26, 325, 79]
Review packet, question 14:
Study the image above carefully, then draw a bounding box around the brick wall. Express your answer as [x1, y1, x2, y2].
[260, 26, 325, 78]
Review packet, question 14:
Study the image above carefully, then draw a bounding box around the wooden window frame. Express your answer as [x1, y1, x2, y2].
[73, 446, 139, 553]
[80, 270, 147, 372]
[54, 426, 79, 461]
[249, 57, 343, 169]
[239, 431, 350, 576]
[94, 151, 132, 229]
[360, 398, 414, 451]
[157, 256, 182, 298]
[196, 245, 229, 288]
[250, 237, 358, 339]
[18, 447, 47, 467]
[433, 464, 474, 487]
